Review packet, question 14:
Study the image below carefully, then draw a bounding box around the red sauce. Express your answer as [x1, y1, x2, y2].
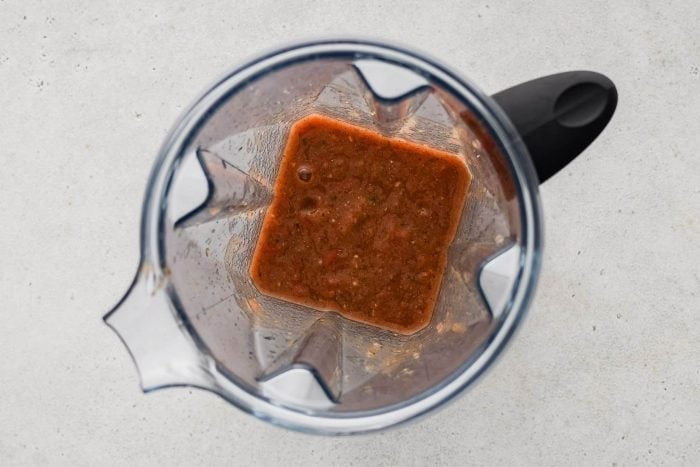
[250, 114, 471, 334]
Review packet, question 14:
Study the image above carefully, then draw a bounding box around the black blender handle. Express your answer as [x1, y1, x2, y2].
[491, 71, 617, 183]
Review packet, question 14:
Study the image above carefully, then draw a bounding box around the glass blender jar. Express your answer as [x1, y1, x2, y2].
[104, 39, 616, 434]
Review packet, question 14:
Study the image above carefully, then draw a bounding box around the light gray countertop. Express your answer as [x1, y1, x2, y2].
[1, 1, 698, 465]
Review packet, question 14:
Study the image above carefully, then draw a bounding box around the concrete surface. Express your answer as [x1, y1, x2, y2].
[1, 0, 699, 465]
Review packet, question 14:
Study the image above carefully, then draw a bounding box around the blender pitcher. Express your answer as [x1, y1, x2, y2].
[104, 39, 616, 434]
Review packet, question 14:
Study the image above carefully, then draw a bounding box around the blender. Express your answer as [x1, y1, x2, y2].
[104, 39, 616, 434]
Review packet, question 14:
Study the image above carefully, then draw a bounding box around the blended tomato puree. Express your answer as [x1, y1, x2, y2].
[250, 114, 470, 334]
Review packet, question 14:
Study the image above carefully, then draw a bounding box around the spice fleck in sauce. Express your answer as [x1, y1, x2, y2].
[250, 114, 471, 334]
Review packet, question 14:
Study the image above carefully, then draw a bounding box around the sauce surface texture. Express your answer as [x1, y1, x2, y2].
[250, 114, 471, 334]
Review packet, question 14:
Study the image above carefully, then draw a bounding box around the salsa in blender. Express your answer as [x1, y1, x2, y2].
[250, 114, 470, 334]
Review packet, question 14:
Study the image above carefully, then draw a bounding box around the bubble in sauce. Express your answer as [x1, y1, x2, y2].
[297, 165, 313, 182]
